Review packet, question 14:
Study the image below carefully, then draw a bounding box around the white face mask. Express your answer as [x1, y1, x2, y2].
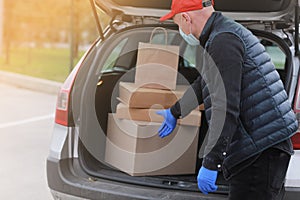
[179, 28, 200, 46]
[179, 15, 200, 46]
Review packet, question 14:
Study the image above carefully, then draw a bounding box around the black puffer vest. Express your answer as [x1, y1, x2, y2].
[202, 13, 298, 179]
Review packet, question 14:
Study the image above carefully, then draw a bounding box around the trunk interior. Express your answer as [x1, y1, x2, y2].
[77, 25, 293, 194]
[80, 70, 229, 193]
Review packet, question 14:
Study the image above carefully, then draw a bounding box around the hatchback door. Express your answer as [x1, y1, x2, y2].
[93, 0, 294, 21]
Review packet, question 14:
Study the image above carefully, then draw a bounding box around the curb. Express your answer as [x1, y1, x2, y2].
[0, 70, 62, 95]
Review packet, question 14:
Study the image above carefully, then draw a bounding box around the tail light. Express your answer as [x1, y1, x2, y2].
[291, 131, 300, 149]
[293, 75, 300, 150]
[55, 88, 72, 126]
[55, 60, 83, 126]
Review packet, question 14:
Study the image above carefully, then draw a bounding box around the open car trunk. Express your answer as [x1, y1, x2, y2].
[74, 21, 294, 193]
[77, 24, 222, 193]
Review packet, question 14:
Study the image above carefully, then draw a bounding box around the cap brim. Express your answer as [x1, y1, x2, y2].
[159, 11, 175, 21]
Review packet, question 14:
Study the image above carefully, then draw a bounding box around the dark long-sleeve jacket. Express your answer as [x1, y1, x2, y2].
[171, 12, 297, 180]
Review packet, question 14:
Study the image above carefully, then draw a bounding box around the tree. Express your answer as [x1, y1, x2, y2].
[3, 0, 16, 64]
[3, 0, 99, 53]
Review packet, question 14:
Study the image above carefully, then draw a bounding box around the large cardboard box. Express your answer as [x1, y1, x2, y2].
[105, 114, 199, 176]
[118, 82, 188, 109]
[115, 103, 201, 126]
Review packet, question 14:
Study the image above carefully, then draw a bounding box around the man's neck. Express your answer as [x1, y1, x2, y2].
[191, 7, 214, 39]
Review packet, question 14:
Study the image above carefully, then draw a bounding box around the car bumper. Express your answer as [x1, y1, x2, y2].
[47, 124, 300, 199]
[284, 187, 300, 200]
[284, 150, 300, 199]
[46, 157, 228, 200]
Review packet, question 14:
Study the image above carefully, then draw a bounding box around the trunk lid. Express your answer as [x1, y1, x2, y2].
[94, 0, 295, 21]
[90, 0, 299, 58]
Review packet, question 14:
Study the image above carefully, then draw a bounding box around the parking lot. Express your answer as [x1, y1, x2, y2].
[0, 83, 55, 199]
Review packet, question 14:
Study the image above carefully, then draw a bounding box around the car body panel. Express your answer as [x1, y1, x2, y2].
[47, 158, 228, 200]
[284, 187, 300, 200]
[48, 124, 70, 160]
[286, 150, 300, 187]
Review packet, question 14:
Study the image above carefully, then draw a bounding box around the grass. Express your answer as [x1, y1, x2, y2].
[0, 47, 85, 82]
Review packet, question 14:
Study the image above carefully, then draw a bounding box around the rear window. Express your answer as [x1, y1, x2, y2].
[102, 38, 128, 71]
[260, 38, 286, 70]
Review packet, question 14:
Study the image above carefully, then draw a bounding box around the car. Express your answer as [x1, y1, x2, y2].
[46, 0, 300, 199]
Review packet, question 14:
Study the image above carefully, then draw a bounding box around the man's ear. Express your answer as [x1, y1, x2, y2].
[181, 12, 191, 23]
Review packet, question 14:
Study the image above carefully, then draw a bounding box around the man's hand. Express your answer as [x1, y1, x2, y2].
[156, 109, 177, 138]
[197, 166, 218, 194]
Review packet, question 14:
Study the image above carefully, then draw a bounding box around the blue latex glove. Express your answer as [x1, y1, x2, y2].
[197, 166, 218, 194]
[156, 109, 177, 138]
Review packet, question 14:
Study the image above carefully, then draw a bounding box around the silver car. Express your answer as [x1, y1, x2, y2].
[47, 0, 300, 199]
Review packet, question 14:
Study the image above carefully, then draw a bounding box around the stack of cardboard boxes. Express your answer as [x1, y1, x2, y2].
[105, 40, 202, 176]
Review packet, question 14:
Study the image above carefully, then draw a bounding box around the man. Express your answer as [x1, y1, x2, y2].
[156, 0, 298, 199]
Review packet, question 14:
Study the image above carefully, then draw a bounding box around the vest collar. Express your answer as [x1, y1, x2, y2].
[200, 12, 221, 47]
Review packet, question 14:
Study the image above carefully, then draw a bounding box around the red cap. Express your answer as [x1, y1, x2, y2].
[160, 0, 214, 21]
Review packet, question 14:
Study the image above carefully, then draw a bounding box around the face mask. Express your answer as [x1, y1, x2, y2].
[179, 14, 200, 46]
[179, 28, 200, 46]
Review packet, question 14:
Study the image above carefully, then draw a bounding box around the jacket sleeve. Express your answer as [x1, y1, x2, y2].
[170, 74, 204, 119]
[201, 32, 245, 171]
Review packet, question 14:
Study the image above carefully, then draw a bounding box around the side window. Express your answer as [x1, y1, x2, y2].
[183, 45, 197, 67]
[260, 38, 287, 85]
[101, 29, 198, 73]
[152, 31, 196, 68]
[261, 39, 286, 70]
[150, 31, 176, 45]
[102, 38, 128, 71]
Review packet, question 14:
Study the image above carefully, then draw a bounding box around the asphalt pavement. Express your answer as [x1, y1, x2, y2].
[0, 80, 57, 199]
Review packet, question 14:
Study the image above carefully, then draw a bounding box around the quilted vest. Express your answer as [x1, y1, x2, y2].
[202, 13, 298, 179]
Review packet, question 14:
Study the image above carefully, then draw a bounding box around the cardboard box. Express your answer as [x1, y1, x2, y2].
[116, 103, 201, 126]
[119, 82, 188, 109]
[199, 104, 204, 111]
[105, 114, 199, 176]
